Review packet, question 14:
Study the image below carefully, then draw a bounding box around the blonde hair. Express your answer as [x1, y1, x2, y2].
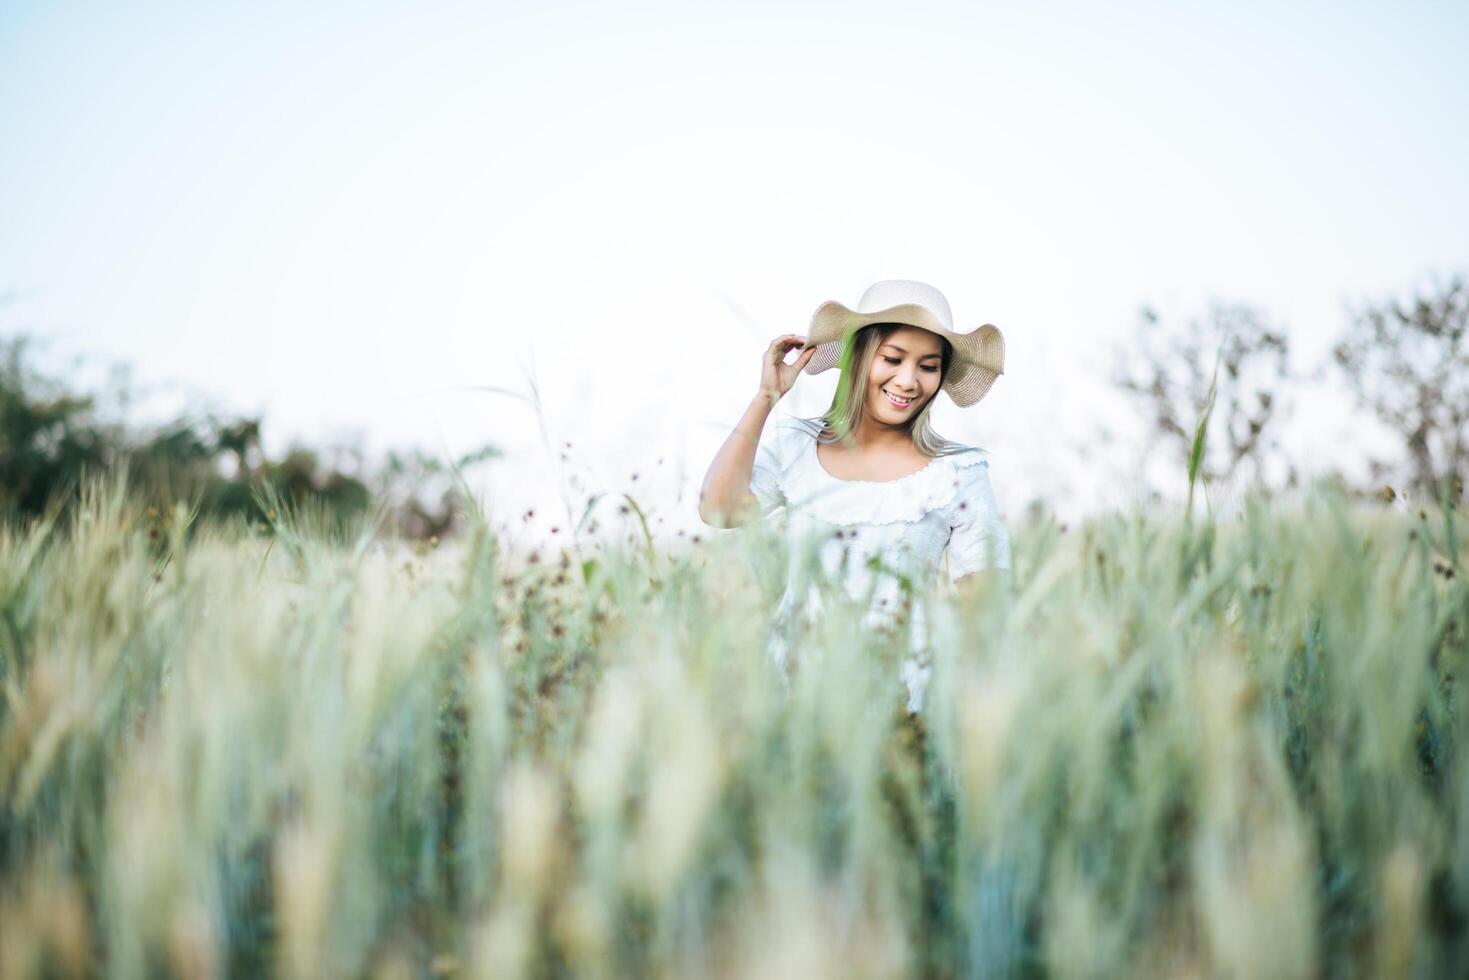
[799, 323, 980, 458]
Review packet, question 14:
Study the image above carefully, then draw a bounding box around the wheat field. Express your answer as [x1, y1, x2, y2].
[0, 475, 1465, 978]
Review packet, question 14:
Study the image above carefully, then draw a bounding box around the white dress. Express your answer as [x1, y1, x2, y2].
[747, 416, 1012, 713]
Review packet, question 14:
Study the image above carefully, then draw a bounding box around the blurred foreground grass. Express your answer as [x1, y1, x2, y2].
[1, 476, 1466, 979]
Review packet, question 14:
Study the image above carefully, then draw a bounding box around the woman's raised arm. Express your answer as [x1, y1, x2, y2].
[698, 334, 814, 528]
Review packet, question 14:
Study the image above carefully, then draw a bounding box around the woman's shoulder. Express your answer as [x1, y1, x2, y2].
[770, 414, 825, 437]
[938, 444, 1000, 524]
[753, 415, 820, 475]
[936, 442, 991, 472]
[928, 446, 998, 520]
[765, 414, 825, 451]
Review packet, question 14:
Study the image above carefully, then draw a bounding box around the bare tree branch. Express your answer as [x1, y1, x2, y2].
[1112, 302, 1292, 491]
[1332, 275, 1469, 500]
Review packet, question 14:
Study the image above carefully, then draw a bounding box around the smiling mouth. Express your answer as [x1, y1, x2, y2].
[883, 390, 913, 408]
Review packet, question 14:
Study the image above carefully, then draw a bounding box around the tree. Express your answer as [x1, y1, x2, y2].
[0, 336, 120, 519]
[1112, 301, 1293, 491]
[1332, 275, 1469, 502]
[0, 333, 493, 537]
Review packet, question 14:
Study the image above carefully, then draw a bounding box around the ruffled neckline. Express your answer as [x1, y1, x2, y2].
[782, 428, 989, 527]
[810, 444, 946, 488]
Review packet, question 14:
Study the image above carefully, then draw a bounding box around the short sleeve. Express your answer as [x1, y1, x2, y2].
[947, 458, 1012, 582]
[748, 420, 793, 515]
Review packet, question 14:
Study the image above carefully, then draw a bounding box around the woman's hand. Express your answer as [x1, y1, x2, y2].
[758, 334, 817, 405]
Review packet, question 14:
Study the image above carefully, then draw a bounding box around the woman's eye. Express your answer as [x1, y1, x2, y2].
[884, 356, 939, 372]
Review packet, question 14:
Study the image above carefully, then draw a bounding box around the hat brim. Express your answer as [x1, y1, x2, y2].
[801, 300, 1005, 408]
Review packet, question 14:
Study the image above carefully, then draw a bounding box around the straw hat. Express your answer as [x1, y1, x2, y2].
[802, 279, 1005, 407]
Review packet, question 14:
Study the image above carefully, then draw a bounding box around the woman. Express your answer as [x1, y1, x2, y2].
[698, 279, 1011, 715]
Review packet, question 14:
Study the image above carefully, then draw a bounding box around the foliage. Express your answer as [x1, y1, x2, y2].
[1, 474, 1465, 977]
[1333, 274, 1469, 504]
[1114, 302, 1292, 492]
[0, 336, 121, 521]
[1186, 348, 1220, 520]
[0, 335, 493, 539]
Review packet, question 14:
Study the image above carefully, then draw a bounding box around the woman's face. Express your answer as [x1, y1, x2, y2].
[865, 325, 944, 426]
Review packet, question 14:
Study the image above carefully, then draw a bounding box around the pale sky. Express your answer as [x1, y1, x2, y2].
[4, 0, 1467, 539]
